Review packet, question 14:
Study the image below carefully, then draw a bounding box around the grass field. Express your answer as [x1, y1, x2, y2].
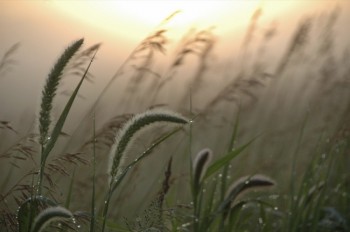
[0, 5, 349, 232]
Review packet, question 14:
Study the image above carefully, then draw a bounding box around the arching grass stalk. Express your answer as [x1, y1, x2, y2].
[219, 108, 240, 231]
[37, 39, 99, 195]
[31, 206, 73, 232]
[288, 114, 308, 231]
[101, 110, 188, 232]
[192, 148, 213, 232]
[89, 113, 97, 232]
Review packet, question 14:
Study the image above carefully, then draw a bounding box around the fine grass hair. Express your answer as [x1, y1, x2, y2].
[102, 109, 188, 232]
[30, 206, 73, 232]
[109, 109, 188, 181]
[39, 38, 84, 146]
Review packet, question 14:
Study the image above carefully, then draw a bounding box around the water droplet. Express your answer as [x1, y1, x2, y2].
[322, 153, 326, 159]
[181, 222, 191, 228]
[202, 189, 206, 193]
[77, 224, 81, 228]
[274, 207, 278, 211]
[218, 174, 222, 178]
[258, 218, 263, 224]
[245, 180, 250, 184]
[269, 194, 279, 200]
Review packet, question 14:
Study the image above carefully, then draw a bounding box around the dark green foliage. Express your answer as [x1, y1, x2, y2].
[17, 196, 57, 232]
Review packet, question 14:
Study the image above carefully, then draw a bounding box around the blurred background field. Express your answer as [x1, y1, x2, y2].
[0, 1, 349, 231]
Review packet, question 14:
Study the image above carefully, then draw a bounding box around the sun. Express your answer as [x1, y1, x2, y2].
[51, 1, 262, 41]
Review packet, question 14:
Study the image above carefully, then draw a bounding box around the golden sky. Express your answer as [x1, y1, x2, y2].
[0, 0, 348, 120]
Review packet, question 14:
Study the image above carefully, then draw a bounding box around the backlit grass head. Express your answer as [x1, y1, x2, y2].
[109, 109, 188, 182]
[193, 148, 213, 190]
[39, 38, 84, 146]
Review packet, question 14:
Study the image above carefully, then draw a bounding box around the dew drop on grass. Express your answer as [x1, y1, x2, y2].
[269, 194, 279, 200]
[258, 218, 263, 224]
[274, 207, 279, 211]
[181, 222, 191, 228]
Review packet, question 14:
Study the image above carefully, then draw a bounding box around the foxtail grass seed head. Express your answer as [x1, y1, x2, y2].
[224, 174, 275, 208]
[193, 148, 213, 188]
[39, 38, 84, 146]
[109, 109, 188, 181]
[30, 206, 73, 232]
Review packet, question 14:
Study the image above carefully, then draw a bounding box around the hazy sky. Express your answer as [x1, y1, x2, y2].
[0, 0, 349, 129]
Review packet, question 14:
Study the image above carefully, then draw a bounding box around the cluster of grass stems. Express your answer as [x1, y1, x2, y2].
[0, 5, 349, 232]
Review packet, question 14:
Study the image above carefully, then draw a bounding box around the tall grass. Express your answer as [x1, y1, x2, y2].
[0, 4, 349, 232]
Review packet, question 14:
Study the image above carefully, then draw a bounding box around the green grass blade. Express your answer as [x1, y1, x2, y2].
[90, 113, 97, 232]
[203, 138, 256, 180]
[64, 168, 75, 209]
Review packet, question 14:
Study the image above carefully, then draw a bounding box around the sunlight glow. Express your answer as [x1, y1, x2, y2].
[51, 1, 261, 41]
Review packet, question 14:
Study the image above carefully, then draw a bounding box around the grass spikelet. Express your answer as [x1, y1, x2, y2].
[219, 174, 275, 214]
[39, 38, 84, 146]
[0, 42, 20, 77]
[109, 109, 188, 181]
[30, 206, 73, 232]
[193, 148, 212, 190]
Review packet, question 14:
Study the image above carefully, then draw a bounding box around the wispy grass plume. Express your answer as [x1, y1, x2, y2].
[109, 109, 188, 181]
[39, 38, 84, 146]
